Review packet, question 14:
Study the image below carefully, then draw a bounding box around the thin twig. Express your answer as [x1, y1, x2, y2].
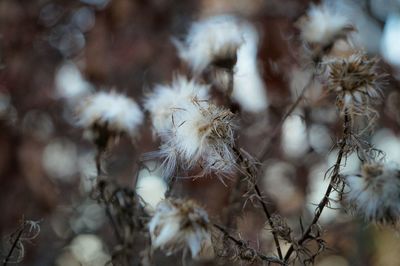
[213, 223, 286, 265]
[3, 223, 26, 266]
[284, 111, 350, 262]
[95, 149, 124, 244]
[233, 147, 284, 260]
[258, 72, 315, 162]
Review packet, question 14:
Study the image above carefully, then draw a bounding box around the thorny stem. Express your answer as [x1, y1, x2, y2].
[233, 147, 284, 260]
[164, 176, 176, 198]
[95, 148, 124, 244]
[213, 223, 286, 265]
[3, 222, 27, 266]
[258, 72, 315, 162]
[98, 182, 124, 244]
[283, 111, 350, 262]
[95, 148, 103, 177]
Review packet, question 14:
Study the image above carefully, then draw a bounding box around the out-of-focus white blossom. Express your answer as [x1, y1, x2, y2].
[154, 99, 237, 178]
[55, 62, 93, 104]
[144, 75, 210, 135]
[76, 91, 143, 143]
[174, 15, 244, 74]
[232, 22, 268, 112]
[136, 162, 167, 210]
[345, 162, 400, 223]
[381, 13, 400, 68]
[148, 198, 214, 259]
[298, 2, 351, 47]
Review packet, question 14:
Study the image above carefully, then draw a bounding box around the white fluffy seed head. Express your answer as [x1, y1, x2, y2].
[158, 100, 237, 178]
[174, 15, 244, 74]
[144, 75, 210, 135]
[76, 91, 143, 140]
[148, 198, 214, 259]
[298, 2, 351, 46]
[345, 162, 400, 223]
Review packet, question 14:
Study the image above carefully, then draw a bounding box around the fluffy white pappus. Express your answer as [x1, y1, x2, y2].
[232, 22, 268, 113]
[345, 162, 400, 223]
[77, 91, 143, 140]
[159, 100, 237, 177]
[148, 198, 214, 259]
[144, 75, 210, 135]
[299, 2, 351, 46]
[174, 15, 244, 74]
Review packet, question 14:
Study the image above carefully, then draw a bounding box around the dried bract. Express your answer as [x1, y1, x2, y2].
[148, 198, 214, 259]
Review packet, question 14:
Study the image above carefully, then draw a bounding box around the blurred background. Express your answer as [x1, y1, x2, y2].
[1, 0, 400, 265]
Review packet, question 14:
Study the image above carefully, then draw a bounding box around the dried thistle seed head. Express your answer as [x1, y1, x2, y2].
[148, 198, 214, 259]
[76, 91, 143, 147]
[154, 99, 237, 178]
[143, 75, 210, 136]
[326, 53, 381, 114]
[328, 53, 379, 93]
[345, 162, 400, 224]
[174, 15, 244, 74]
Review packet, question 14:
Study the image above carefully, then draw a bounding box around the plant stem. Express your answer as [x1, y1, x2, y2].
[284, 112, 350, 262]
[233, 147, 283, 260]
[3, 222, 26, 266]
[258, 72, 315, 162]
[213, 223, 286, 265]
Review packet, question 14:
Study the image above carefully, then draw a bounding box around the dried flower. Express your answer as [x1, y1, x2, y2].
[156, 99, 237, 178]
[345, 162, 400, 223]
[298, 2, 352, 48]
[326, 53, 381, 116]
[76, 91, 143, 149]
[143, 75, 210, 135]
[148, 198, 214, 259]
[174, 15, 244, 74]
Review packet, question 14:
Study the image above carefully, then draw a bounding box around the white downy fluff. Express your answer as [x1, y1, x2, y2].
[144, 75, 210, 135]
[157, 99, 237, 177]
[77, 91, 143, 139]
[148, 198, 214, 259]
[299, 2, 350, 46]
[232, 22, 268, 112]
[345, 162, 400, 223]
[174, 15, 244, 74]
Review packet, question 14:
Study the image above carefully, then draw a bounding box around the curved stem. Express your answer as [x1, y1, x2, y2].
[213, 223, 286, 265]
[233, 147, 283, 260]
[284, 112, 350, 262]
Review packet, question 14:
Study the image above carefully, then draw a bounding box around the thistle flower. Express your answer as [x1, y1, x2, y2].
[143, 75, 210, 135]
[76, 91, 143, 149]
[326, 53, 381, 116]
[158, 99, 237, 177]
[174, 15, 244, 74]
[298, 2, 352, 48]
[148, 198, 214, 259]
[345, 162, 400, 223]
